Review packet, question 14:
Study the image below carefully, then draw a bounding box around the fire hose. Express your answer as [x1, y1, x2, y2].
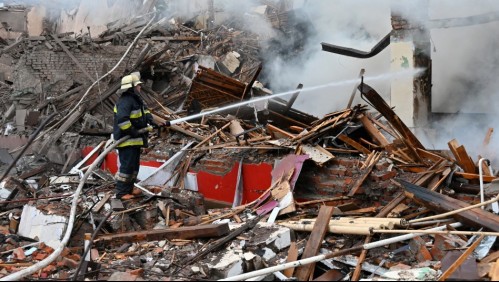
[0, 128, 148, 281]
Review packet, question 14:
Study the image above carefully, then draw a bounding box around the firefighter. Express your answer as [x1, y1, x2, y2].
[113, 74, 168, 200]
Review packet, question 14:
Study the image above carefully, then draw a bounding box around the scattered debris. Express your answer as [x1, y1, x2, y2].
[0, 1, 498, 281]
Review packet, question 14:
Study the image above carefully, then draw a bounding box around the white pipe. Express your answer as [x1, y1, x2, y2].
[363, 222, 462, 249]
[479, 158, 489, 210]
[219, 222, 462, 281]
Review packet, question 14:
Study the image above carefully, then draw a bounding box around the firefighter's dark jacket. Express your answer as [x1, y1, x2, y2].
[113, 88, 153, 148]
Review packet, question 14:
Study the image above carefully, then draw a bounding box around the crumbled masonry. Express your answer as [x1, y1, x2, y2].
[0, 1, 498, 281]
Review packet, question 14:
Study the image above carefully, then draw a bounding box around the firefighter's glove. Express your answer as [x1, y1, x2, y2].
[163, 121, 171, 127]
[150, 122, 160, 129]
[128, 127, 140, 138]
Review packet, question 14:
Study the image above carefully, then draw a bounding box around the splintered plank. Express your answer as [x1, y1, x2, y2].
[456, 145, 477, 174]
[267, 124, 295, 139]
[453, 172, 497, 182]
[93, 193, 112, 213]
[358, 114, 390, 147]
[393, 148, 415, 163]
[96, 223, 230, 245]
[416, 148, 448, 163]
[399, 179, 499, 232]
[295, 206, 335, 281]
[447, 139, 477, 173]
[430, 167, 452, 191]
[483, 128, 494, 146]
[357, 84, 424, 162]
[338, 134, 370, 154]
[448, 139, 462, 163]
[283, 236, 298, 278]
[481, 250, 499, 264]
[368, 115, 399, 139]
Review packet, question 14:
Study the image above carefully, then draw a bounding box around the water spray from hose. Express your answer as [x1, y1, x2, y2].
[170, 68, 424, 125]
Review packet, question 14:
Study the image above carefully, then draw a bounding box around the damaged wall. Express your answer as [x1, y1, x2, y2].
[13, 45, 138, 95]
[56, 0, 144, 36]
[0, 8, 27, 39]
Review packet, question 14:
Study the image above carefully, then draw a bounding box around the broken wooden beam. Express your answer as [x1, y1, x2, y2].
[294, 205, 335, 281]
[358, 83, 424, 162]
[96, 223, 230, 245]
[338, 134, 370, 154]
[483, 128, 494, 146]
[358, 114, 390, 147]
[453, 171, 497, 182]
[283, 231, 298, 278]
[398, 179, 499, 232]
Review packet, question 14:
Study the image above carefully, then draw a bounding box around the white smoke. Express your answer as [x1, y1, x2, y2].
[6, 0, 499, 164]
[254, 0, 499, 165]
[261, 0, 392, 117]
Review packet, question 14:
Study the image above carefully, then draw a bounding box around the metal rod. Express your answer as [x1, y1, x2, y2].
[72, 211, 112, 280]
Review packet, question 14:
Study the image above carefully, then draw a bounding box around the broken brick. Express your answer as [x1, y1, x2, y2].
[409, 236, 433, 262]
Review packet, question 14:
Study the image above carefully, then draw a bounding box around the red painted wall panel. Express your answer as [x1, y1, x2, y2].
[82, 147, 273, 205]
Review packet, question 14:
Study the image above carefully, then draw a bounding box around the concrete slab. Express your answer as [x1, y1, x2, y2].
[0, 148, 13, 164]
[207, 250, 245, 279]
[18, 204, 67, 249]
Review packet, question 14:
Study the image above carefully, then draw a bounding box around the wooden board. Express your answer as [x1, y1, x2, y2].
[481, 250, 499, 264]
[338, 134, 370, 154]
[438, 235, 484, 281]
[348, 152, 381, 196]
[456, 145, 477, 174]
[93, 193, 111, 213]
[294, 206, 335, 281]
[358, 114, 390, 147]
[454, 172, 497, 182]
[491, 260, 499, 280]
[96, 223, 230, 245]
[283, 240, 298, 278]
[400, 179, 499, 232]
[447, 139, 462, 164]
[483, 128, 494, 146]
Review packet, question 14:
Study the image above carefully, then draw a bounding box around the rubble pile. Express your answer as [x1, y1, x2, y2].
[0, 2, 498, 281]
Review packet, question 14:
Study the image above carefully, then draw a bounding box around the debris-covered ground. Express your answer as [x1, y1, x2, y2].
[0, 1, 498, 281]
